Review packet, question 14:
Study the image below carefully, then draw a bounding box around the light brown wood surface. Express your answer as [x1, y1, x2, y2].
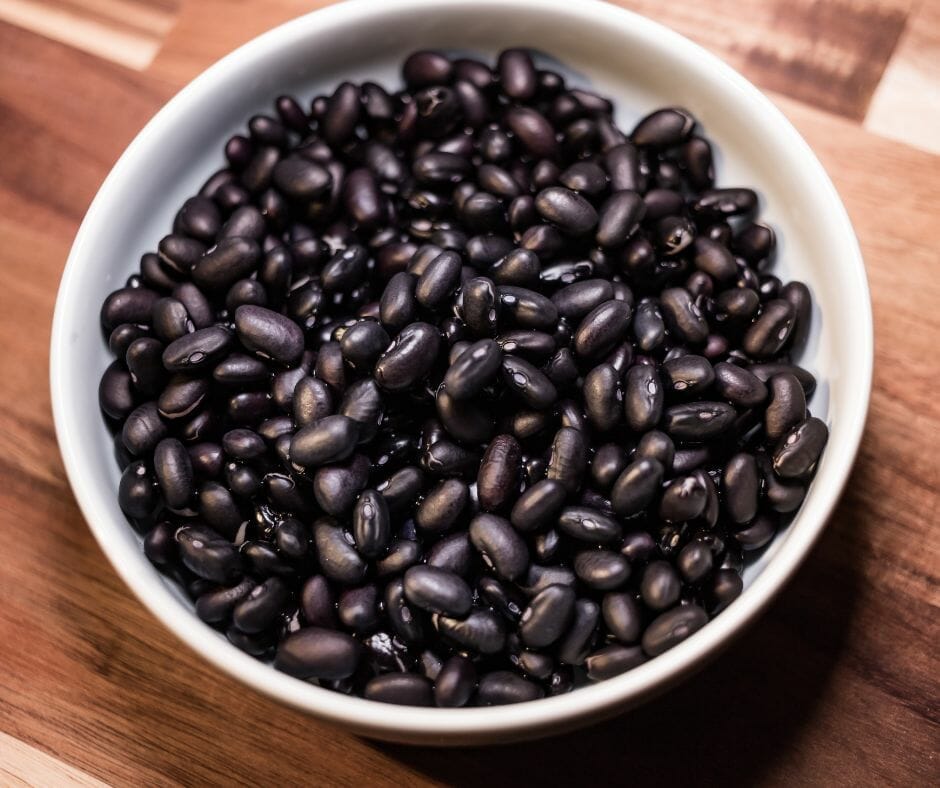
[0, 1, 938, 786]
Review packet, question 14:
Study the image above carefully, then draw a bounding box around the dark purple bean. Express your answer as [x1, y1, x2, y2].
[497, 286, 558, 331]
[623, 364, 663, 432]
[469, 513, 529, 580]
[416, 479, 469, 533]
[118, 460, 157, 518]
[233, 577, 288, 633]
[413, 151, 471, 185]
[663, 401, 737, 442]
[313, 520, 367, 585]
[153, 438, 194, 509]
[519, 584, 576, 648]
[713, 362, 768, 407]
[773, 417, 829, 478]
[374, 322, 442, 391]
[765, 373, 807, 441]
[126, 337, 166, 397]
[710, 570, 743, 613]
[734, 221, 776, 264]
[574, 550, 630, 591]
[435, 656, 477, 707]
[557, 506, 621, 544]
[290, 412, 358, 469]
[681, 136, 714, 190]
[583, 363, 622, 431]
[379, 272, 418, 332]
[596, 190, 644, 248]
[427, 532, 473, 577]
[535, 187, 598, 236]
[611, 458, 663, 517]
[498, 48, 537, 100]
[659, 474, 707, 522]
[404, 565, 472, 617]
[99, 361, 136, 420]
[275, 627, 361, 679]
[195, 578, 255, 623]
[662, 354, 715, 398]
[437, 609, 506, 655]
[443, 339, 502, 400]
[659, 288, 707, 344]
[692, 237, 737, 282]
[631, 107, 695, 147]
[693, 188, 758, 217]
[551, 279, 613, 321]
[364, 673, 433, 707]
[122, 402, 167, 456]
[403, 50, 453, 87]
[477, 434, 522, 512]
[177, 526, 242, 584]
[585, 645, 646, 680]
[500, 354, 557, 410]
[350, 489, 390, 558]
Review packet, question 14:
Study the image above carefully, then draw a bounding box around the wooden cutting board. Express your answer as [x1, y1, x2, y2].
[0, 0, 937, 785]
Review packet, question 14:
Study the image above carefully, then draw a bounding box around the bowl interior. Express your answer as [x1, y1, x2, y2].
[52, 0, 870, 744]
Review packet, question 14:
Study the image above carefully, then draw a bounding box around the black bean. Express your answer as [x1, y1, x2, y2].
[623, 364, 663, 432]
[437, 609, 506, 655]
[585, 645, 646, 680]
[500, 354, 557, 410]
[413, 151, 472, 185]
[442, 339, 502, 400]
[469, 513, 529, 580]
[639, 561, 680, 612]
[195, 578, 255, 623]
[474, 434, 520, 512]
[121, 402, 167, 457]
[519, 584, 576, 648]
[337, 585, 380, 633]
[773, 417, 829, 478]
[677, 541, 713, 584]
[403, 565, 472, 617]
[118, 460, 157, 518]
[177, 526, 242, 584]
[498, 48, 537, 101]
[293, 377, 334, 428]
[507, 479, 565, 533]
[535, 187, 598, 235]
[546, 426, 587, 493]
[343, 167, 385, 229]
[631, 107, 695, 147]
[550, 280, 612, 321]
[421, 439, 479, 478]
[557, 506, 621, 544]
[375, 322, 442, 391]
[100, 286, 160, 331]
[659, 474, 707, 522]
[415, 250, 462, 310]
[765, 373, 807, 441]
[476, 671, 544, 705]
[321, 245, 369, 293]
[126, 337, 167, 397]
[435, 656, 477, 707]
[436, 387, 494, 444]
[662, 354, 715, 398]
[379, 272, 418, 332]
[153, 438, 194, 509]
[497, 286, 558, 332]
[415, 479, 469, 533]
[363, 673, 433, 707]
[233, 577, 288, 633]
[692, 237, 737, 282]
[713, 362, 768, 407]
[742, 299, 796, 358]
[275, 627, 361, 679]
[583, 363, 623, 431]
[693, 188, 758, 217]
[312, 520, 367, 585]
[339, 320, 389, 371]
[574, 550, 630, 590]
[427, 532, 473, 577]
[291, 415, 359, 470]
[642, 605, 708, 656]
[349, 489, 390, 558]
[596, 190, 645, 248]
[759, 454, 807, 513]
[681, 136, 714, 190]
[663, 402, 737, 442]
[161, 327, 232, 373]
[573, 299, 632, 359]
[99, 361, 136, 420]
[660, 287, 708, 344]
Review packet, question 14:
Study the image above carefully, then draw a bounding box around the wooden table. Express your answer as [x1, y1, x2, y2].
[1, 0, 938, 784]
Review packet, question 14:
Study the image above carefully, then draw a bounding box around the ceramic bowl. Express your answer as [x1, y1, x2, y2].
[50, 0, 872, 745]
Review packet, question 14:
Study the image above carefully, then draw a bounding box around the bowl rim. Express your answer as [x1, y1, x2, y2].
[50, 0, 873, 740]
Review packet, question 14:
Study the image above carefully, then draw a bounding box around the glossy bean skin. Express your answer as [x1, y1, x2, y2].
[435, 656, 477, 707]
[663, 402, 737, 442]
[443, 339, 502, 399]
[773, 417, 829, 478]
[469, 514, 529, 581]
[713, 362, 768, 407]
[723, 452, 760, 524]
[557, 507, 622, 544]
[274, 627, 361, 679]
[765, 373, 807, 441]
[520, 584, 576, 647]
[404, 565, 473, 616]
[623, 364, 663, 432]
[477, 435, 522, 512]
[375, 322, 442, 391]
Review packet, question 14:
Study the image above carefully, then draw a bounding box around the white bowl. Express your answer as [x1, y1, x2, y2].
[50, 0, 872, 745]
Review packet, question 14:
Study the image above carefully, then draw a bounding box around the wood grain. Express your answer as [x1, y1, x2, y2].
[866, 0, 940, 154]
[0, 1, 939, 786]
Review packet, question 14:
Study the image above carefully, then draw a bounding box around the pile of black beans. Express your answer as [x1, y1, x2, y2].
[98, 48, 829, 708]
